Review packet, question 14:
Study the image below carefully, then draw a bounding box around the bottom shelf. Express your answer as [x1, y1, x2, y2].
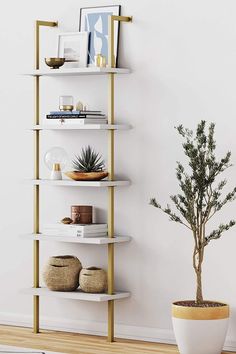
[21, 287, 130, 302]
[21, 233, 131, 244]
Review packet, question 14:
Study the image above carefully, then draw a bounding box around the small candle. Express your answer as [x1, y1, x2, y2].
[59, 95, 74, 111]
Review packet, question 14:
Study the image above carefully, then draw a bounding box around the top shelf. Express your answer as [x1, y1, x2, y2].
[24, 67, 131, 77]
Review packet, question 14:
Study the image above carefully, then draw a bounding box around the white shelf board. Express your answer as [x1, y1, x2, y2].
[24, 67, 130, 77]
[21, 233, 131, 244]
[30, 179, 130, 187]
[21, 287, 130, 302]
[33, 124, 131, 131]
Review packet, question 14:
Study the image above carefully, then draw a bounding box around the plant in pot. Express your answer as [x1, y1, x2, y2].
[150, 121, 236, 354]
[65, 145, 108, 181]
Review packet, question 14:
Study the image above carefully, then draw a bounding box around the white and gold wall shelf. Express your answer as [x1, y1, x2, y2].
[21, 288, 130, 302]
[32, 124, 131, 130]
[22, 16, 132, 343]
[21, 234, 131, 245]
[29, 179, 130, 187]
[24, 67, 130, 76]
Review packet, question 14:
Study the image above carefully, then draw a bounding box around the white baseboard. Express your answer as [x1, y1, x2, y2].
[0, 312, 235, 352]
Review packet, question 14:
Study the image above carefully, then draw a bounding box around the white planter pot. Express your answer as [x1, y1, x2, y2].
[172, 301, 229, 354]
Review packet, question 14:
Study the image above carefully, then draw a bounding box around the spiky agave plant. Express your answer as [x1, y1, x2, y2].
[72, 145, 105, 172]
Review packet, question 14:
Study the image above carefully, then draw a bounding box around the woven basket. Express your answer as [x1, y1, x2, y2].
[43, 255, 82, 291]
[79, 267, 107, 293]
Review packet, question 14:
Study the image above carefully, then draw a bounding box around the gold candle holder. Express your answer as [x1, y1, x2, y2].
[59, 96, 74, 111]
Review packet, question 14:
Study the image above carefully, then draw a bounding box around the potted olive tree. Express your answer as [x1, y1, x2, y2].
[150, 121, 236, 354]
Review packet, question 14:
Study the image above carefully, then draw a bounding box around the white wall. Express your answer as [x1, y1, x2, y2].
[1, 0, 236, 350]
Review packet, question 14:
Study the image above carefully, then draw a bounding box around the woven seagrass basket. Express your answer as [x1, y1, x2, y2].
[43, 255, 82, 291]
[79, 267, 107, 293]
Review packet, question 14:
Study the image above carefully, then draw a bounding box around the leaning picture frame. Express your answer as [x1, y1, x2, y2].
[79, 5, 121, 67]
[57, 32, 89, 68]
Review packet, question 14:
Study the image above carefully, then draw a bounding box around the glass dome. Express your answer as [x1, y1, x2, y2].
[44, 147, 69, 171]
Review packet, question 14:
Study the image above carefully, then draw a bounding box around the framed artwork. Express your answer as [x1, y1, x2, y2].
[79, 5, 121, 67]
[57, 32, 89, 67]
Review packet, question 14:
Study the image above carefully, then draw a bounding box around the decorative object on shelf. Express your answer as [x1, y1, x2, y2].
[83, 103, 89, 111]
[44, 57, 65, 69]
[101, 56, 106, 67]
[59, 95, 74, 111]
[150, 121, 235, 354]
[44, 146, 69, 180]
[51, 163, 62, 180]
[57, 32, 89, 68]
[71, 205, 93, 224]
[61, 217, 73, 224]
[95, 54, 106, 68]
[65, 170, 108, 181]
[76, 101, 84, 111]
[43, 255, 82, 291]
[79, 267, 107, 293]
[79, 5, 121, 67]
[65, 145, 108, 181]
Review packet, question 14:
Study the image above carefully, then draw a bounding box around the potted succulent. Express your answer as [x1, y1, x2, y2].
[65, 145, 108, 181]
[150, 121, 236, 354]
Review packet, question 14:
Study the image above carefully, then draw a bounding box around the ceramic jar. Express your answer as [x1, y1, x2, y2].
[71, 205, 92, 224]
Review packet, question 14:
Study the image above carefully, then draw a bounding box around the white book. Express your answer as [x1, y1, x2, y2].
[43, 228, 107, 235]
[47, 119, 108, 125]
[77, 232, 108, 238]
[44, 223, 107, 231]
[42, 230, 107, 238]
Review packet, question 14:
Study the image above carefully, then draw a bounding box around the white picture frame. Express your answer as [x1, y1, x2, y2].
[57, 32, 89, 68]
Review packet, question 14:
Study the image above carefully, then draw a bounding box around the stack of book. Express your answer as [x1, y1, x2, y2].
[42, 223, 108, 238]
[46, 110, 107, 125]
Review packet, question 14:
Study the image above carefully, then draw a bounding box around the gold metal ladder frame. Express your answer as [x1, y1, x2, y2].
[33, 16, 132, 341]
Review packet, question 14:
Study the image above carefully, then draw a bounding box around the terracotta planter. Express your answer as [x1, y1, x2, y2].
[43, 255, 82, 291]
[172, 301, 229, 354]
[79, 267, 107, 293]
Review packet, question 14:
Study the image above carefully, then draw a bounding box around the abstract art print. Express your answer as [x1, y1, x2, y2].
[57, 32, 89, 68]
[79, 5, 121, 67]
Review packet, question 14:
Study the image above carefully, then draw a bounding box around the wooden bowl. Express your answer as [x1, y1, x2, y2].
[45, 57, 65, 69]
[64, 171, 108, 181]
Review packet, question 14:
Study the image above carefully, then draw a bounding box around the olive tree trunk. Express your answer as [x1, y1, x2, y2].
[193, 230, 204, 303]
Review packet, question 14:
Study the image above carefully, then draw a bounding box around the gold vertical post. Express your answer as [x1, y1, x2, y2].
[107, 15, 115, 343]
[33, 20, 57, 334]
[107, 15, 132, 343]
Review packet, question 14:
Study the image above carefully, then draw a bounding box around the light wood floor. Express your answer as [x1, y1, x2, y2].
[0, 325, 234, 354]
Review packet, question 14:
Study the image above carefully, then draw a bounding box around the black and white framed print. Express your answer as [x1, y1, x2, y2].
[57, 32, 89, 67]
[79, 5, 121, 67]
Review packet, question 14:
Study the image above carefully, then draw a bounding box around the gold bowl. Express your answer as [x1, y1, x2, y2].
[65, 171, 108, 181]
[45, 57, 65, 69]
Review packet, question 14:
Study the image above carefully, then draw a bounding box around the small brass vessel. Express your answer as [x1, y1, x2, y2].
[59, 105, 74, 111]
[45, 57, 65, 69]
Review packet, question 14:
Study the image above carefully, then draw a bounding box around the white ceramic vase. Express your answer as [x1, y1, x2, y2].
[50, 170, 62, 180]
[50, 163, 62, 180]
[172, 301, 229, 354]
